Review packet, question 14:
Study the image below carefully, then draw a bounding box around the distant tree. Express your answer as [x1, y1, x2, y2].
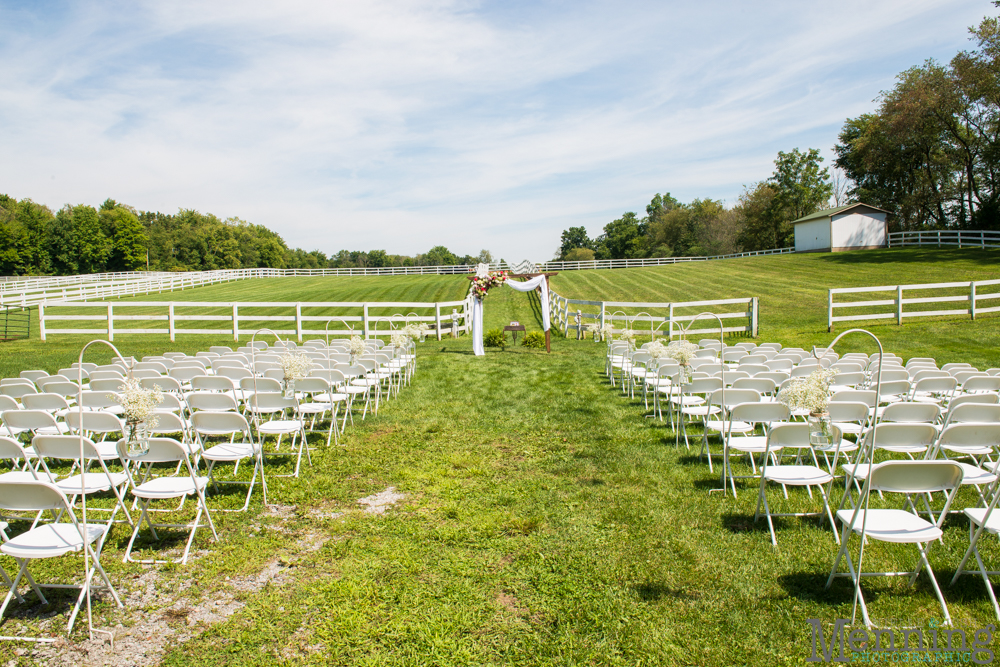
[423, 245, 458, 265]
[101, 205, 147, 271]
[72, 204, 110, 274]
[367, 249, 389, 267]
[593, 212, 646, 259]
[769, 148, 833, 223]
[476, 249, 494, 264]
[557, 226, 592, 259]
[563, 247, 595, 261]
[735, 182, 784, 251]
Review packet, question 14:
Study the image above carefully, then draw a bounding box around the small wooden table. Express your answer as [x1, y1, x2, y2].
[503, 324, 526, 344]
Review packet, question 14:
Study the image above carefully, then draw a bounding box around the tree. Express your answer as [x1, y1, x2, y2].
[556, 226, 592, 259]
[72, 204, 110, 274]
[735, 182, 784, 251]
[563, 247, 595, 261]
[476, 249, 494, 264]
[101, 204, 147, 271]
[593, 213, 646, 259]
[367, 249, 389, 267]
[423, 246, 458, 266]
[770, 148, 833, 222]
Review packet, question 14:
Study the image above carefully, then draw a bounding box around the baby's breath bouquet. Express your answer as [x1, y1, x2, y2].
[278, 350, 313, 398]
[777, 367, 839, 414]
[663, 340, 699, 365]
[111, 378, 163, 455]
[391, 332, 410, 350]
[778, 367, 840, 445]
[584, 322, 601, 342]
[619, 329, 636, 346]
[349, 335, 367, 363]
[402, 323, 428, 342]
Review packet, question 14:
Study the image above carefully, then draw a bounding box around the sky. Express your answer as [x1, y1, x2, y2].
[0, 0, 993, 262]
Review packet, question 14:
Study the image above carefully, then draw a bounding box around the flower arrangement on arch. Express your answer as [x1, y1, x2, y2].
[470, 270, 508, 300]
[349, 335, 367, 359]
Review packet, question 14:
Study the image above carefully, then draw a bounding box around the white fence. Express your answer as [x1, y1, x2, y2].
[888, 230, 1000, 249]
[39, 299, 472, 342]
[549, 290, 759, 338]
[538, 247, 793, 272]
[827, 279, 1000, 331]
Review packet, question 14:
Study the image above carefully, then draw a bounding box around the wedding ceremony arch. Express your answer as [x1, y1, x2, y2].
[468, 266, 555, 355]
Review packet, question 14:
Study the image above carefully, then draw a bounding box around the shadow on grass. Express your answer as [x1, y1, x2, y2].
[815, 248, 999, 266]
[777, 571, 862, 605]
[721, 512, 770, 536]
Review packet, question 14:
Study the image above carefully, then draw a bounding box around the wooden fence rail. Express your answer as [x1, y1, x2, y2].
[39, 299, 473, 342]
[548, 290, 759, 339]
[827, 279, 1000, 331]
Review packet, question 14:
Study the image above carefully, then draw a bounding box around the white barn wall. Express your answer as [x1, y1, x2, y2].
[794, 219, 830, 252]
[830, 212, 886, 251]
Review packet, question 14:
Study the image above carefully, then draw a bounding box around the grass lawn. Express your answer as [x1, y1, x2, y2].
[0, 249, 999, 665]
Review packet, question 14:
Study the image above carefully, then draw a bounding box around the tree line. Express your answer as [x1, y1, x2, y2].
[556, 9, 1000, 261]
[556, 148, 833, 261]
[0, 195, 493, 276]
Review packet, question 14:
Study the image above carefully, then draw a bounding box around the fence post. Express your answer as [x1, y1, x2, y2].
[435, 304, 442, 341]
[107, 303, 114, 341]
[363, 304, 370, 339]
[168, 303, 175, 342]
[828, 289, 834, 332]
[896, 285, 903, 325]
[971, 282, 977, 320]
[232, 304, 239, 342]
[296, 303, 303, 342]
[38, 303, 45, 342]
[751, 297, 759, 337]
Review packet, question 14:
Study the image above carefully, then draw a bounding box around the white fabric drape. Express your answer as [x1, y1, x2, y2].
[472, 275, 550, 356]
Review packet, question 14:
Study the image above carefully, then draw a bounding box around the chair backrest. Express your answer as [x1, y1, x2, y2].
[58, 367, 87, 380]
[215, 367, 253, 382]
[736, 364, 769, 377]
[0, 435, 35, 464]
[731, 377, 776, 395]
[142, 376, 183, 393]
[1, 378, 34, 388]
[944, 403, 1000, 425]
[728, 401, 789, 425]
[943, 363, 975, 372]
[876, 380, 911, 399]
[169, 367, 208, 383]
[210, 346, 234, 354]
[133, 362, 168, 374]
[947, 393, 1000, 411]
[21, 392, 71, 412]
[937, 422, 1000, 449]
[741, 355, 768, 365]
[3, 409, 59, 431]
[956, 371, 990, 385]
[117, 436, 189, 464]
[910, 369, 950, 382]
[866, 422, 938, 449]
[0, 480, 71, 512]
[831, 362, 864, 374]
[173, 359, 208, 369]
[80, 390, 119, 410]
[764, 359, 793, 372]
[249, 392, 295, 413]
[708, 388, 760, 410]
[187, 391, 239, 412]
[0, 396, 20, 413]
[830, 372, 865, 388]
[65, 410, 123, 434]
[89, 378, 125, 392]
[310, 369, 347, 385]
[191, 410, 252, 436]
[163, 352, 189, 360]
[19, 370, 49, 383]
[89, 370, 126, 382]
[293, 377, 329, 393]
[962, 376, 1000, 393]
[832, 389, 876, 407]
[192, 376, 236, 392]
[827, 401, 869, 423]
[0, 384, 37, 399]
[32, 434, 101, 460]
[684, 377, 723, 395]
[263, 369, 285, 381]
[150, 409, 185, 436]
[868, 461, 962, 494]
[212, 359, 247, 370]
[880, 401, 940, 423]
[764, 422, 811, 451]
[241, 377, 282, 393]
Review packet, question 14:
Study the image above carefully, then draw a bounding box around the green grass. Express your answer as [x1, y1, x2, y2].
[0, 250, 999, 665]
[550, 248, 1000, 369]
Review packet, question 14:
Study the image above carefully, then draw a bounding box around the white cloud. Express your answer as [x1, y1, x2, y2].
[0, 0, 990, 261]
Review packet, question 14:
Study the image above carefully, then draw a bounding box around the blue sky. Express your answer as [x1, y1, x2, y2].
[0, 0, 992, 262]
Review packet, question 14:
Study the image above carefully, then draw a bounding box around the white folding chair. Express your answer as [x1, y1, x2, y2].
[118, 438, 219, 565]
[826, 461, 963, 628]
[190, 411, 263, 512]
[0, 480, 123, 635]
[754, 423, 838, 545]
[247, 392, 310, 478]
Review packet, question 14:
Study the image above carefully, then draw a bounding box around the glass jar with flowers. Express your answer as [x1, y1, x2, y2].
[278, 350, 313, 399]
[112, 378, 163, 457]
[777, 367, 840, 445]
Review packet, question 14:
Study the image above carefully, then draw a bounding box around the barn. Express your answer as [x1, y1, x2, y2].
[791, 203, 889, 253]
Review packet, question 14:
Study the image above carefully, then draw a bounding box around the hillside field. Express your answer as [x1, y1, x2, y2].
[0, 249, 998, 665]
